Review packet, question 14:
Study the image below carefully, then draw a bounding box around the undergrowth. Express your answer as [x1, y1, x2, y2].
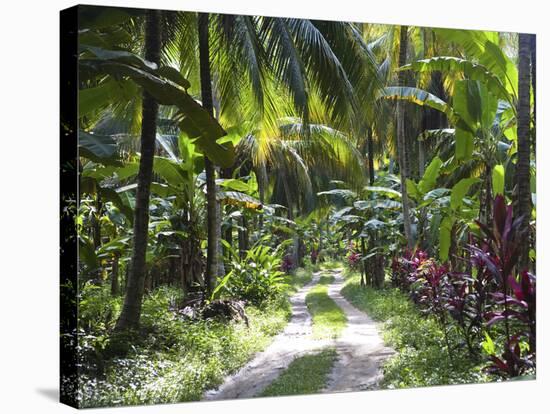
[341, 273, 491, 388]
[77, 285, 291, 408]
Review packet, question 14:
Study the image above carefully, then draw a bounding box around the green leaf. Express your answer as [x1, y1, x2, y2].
[79, 79, 136, 118]
[364, 219, 386, 230]
[364, 186, 402, 199]
[217, 178, 251, 193]
[453, 80, 498, 132]
[380, 86, 453, 119]
[406, 179, 420, 201]
[481, 332, 496, 356]
[153, 157, 188, 189]
[98, 187, 133, 223]
[439, 216, 454, 262]
[492, 164, 505, 196]
[402, 55, 512, 106]
[211, 269, 234, 301]
[450, 177, 480, 210]
[79, 80, 112, 117]
[79, 234, 99, 271]
[114, 162, 139, 181]
[432, 29, 518, 98]
[80, 50, 234, 167]
[455, 127, 474, 161]
[79, 131, 122, 166]
[78, 6, 136, 30]
[157, 66, 191, 90]
[317, 189, 357, 200]
[80, 45, 158, 71]
[418, 156, 443, 194]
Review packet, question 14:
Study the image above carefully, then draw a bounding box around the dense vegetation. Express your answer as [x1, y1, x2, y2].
[342, 273, 489, 387]
[65, 4, 536, 407]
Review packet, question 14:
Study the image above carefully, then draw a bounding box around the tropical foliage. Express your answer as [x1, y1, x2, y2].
[68, 5, 536, 407]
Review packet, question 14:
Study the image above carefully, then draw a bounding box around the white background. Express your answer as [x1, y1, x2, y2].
[0, 0, 547, 412]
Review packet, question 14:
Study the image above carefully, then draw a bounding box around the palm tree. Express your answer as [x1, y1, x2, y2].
[197, 12, 220, 294]
[115, 9, 162, 332]
[516, 32, 532, 270]
[185, 14, 379, 282]
[396, 25, 414, 248]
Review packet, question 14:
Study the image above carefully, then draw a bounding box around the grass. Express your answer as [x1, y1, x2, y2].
[288, 267, 314, 292]
[341, 273, 490, 389]
[260, 348, 337, 397]
[77, 286, 292, 408]
[305, 275, 347, 339]
[320, 259, 342, 271]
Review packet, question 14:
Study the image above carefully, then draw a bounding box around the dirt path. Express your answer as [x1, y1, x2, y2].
[204, 271, 331, 400]
[324, 270, 395, 392]
[203, 268, 394, 400]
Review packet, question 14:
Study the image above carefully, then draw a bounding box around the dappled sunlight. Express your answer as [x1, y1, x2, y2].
[66, 4, 535, 408]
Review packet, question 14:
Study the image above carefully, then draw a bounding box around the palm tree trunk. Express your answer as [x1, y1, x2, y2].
[360, 237, 367, 286]
[93, 192, 102, 249]
[397, 25, 414, 248]
[223, 205, 233, 251]
[198, 12, 219, 294]
[257, 163, 267, 230]
[115, 10, 161, 332]
[517, 33, 532, 271]
[281, 168, 299, 267]
[530, 34, 536, 156]
[238, 215, 249, 258]
[418, 114, 427, 248]
[367, 126, 375, 185]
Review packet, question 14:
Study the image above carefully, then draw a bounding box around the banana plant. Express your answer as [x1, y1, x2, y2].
[321, 176, 403, 287]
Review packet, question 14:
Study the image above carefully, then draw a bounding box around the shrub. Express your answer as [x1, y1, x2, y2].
[215, 245, 289, 306]
[78, 287, 291, 407]
[341, 276, 488, 388]
[346, 251, 361, 270]
[281, 254, 294, 274]
[389, 196, 536, 379]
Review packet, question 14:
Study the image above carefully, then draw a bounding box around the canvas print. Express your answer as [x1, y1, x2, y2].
[60, 4, 536, 408]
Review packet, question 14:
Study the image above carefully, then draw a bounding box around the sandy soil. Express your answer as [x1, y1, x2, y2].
[324, 271, 395, 392]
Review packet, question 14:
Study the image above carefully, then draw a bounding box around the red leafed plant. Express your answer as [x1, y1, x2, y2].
[469, 195, 535, 377]
[281, 254, 294, 274]
[347, 251, 361, 269]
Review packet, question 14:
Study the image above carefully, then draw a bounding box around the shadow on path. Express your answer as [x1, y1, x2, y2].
[203, 268, 394, 400]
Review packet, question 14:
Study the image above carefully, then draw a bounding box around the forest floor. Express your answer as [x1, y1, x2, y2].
[204, 268, 394, 400]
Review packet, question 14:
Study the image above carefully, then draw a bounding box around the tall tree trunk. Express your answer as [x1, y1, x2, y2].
[92, 193, 102, 249]
[198, 13, 219, 294]
[223, 205, 233, 251]
[517, 33, 532, 271]
[281, 169, 299, 267]
[367, 126, 375, 185]
[530, 35, 536, 156]
[213, 90, 225, 279]
[257, 163, 267, 230]
[418, 114, 427, 248]
[396, 25, 414, 248]
[238, 215, 249, 258]
[530, 34, 536, 275]
[484, 163, 493, 225]
[360, 237, 367, 286]
[115, 10, 161, 332]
